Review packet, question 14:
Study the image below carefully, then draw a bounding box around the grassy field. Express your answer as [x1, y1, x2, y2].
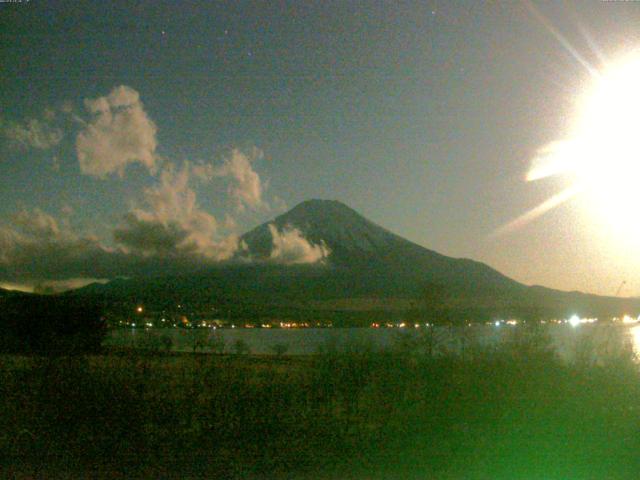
[2, 327, 640, 479]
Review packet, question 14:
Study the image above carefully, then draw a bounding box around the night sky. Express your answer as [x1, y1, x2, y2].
[3, 1, 640, 295]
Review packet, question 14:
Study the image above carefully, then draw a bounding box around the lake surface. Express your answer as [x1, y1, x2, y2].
[105, 323, 640, 359]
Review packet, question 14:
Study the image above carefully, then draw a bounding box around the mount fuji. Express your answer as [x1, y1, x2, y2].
[72, 199, 640, 324]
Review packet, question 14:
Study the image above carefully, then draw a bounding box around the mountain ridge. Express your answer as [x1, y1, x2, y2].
[241, 199, 523, 293]
[71, 199, 640, 322]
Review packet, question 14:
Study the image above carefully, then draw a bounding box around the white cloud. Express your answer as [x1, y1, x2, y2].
[4, 118, 63, 150]
[114, 163, 241, 260]
[76, 85, 158, 178]
[191, 148, 273, 212]
[191, 160, 216, 182]
[268, 224, 330, 264]
[212, 148, 266, 211]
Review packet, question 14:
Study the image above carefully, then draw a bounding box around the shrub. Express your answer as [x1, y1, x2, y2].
[232, 338, 251, 355]
[137, 330, 163, 353]
[208, 331, 226, 354]
[160, 333, 173, 352]
[270, 342, 289, 356]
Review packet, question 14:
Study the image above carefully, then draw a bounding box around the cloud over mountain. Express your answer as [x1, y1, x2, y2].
[76, 86, 158, 178]
[113, 163, 242, 260]
[268, 224, 330, 264]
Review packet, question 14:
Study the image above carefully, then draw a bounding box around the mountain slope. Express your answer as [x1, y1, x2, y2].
[241, 199, 523, 293]
[74, 199, 640, 322]
[0, 287, 24, 297]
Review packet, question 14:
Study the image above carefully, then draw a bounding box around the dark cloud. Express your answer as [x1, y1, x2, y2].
[113, 214, 190, 256]
[0, 209, 226, 285]
[0, 207, 331, 288]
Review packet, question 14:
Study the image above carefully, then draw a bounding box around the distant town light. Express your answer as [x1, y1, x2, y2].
[569, 315, 581, 327]
[136, 306, 143, 313]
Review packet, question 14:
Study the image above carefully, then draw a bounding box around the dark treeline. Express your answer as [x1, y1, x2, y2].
[72, 275, 640, 328]
[0, 294, 105, 355]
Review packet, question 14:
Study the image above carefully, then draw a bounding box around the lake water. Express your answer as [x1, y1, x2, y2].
[105, 323, 640, 359]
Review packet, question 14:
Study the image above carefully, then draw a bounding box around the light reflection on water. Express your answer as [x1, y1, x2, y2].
[107, 324, 640, 359]
[630, 325, 640, 358]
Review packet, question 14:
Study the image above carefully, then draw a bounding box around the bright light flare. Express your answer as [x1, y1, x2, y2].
[573, 53, 640, 208]
[569, 315, 581, 327]
[505, 50, 640, 237]
[568, 315, 598, 327]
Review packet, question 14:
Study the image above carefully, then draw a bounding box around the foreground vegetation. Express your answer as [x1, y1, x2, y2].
[2, 326, 640, 479]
